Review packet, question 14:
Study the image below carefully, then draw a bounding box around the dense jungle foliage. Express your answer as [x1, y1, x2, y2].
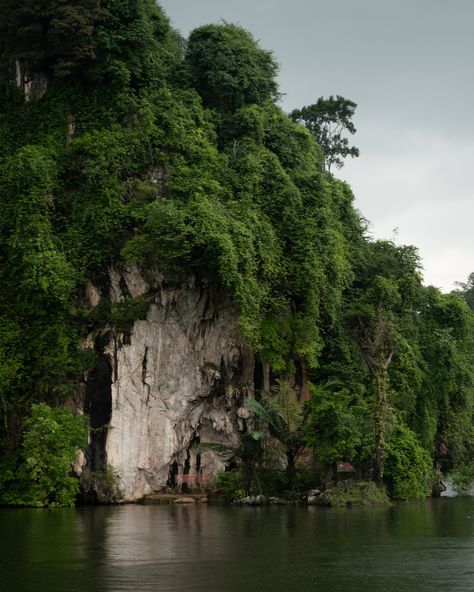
[0, 0, 473, 505]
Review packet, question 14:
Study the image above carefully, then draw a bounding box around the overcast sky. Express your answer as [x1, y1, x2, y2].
[159, 0, 474, 291]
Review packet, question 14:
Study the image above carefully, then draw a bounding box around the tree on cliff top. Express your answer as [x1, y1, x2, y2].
[290, 96, 359, 172]
[186, 23, 279, 111]
[453, 272, 474, 311]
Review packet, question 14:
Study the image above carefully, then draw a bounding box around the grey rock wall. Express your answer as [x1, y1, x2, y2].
[81, 266, 254, 501]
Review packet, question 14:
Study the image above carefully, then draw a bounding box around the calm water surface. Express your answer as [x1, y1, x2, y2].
[1, 497, 474, 592]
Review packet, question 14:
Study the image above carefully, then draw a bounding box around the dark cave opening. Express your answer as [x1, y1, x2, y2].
[84, 334, 113, 473]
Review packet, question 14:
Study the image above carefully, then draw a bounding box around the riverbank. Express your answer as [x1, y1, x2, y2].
[140, 480, 391, 508]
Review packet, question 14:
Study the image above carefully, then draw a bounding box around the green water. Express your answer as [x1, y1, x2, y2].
[1, 497, 474, 592]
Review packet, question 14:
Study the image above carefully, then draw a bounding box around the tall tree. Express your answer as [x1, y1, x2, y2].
[341, 241, 424, 482]
[290, 96, 359, 172]
[453, 272, 474, 311]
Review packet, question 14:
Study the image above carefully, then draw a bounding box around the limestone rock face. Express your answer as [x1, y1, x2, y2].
[82, 266, 254, 501]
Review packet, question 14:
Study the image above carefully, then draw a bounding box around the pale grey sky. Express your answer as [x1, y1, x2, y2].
[159, 0, 474, 291]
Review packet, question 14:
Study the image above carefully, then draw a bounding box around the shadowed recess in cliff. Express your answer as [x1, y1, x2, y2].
[84, 331, 113, 474]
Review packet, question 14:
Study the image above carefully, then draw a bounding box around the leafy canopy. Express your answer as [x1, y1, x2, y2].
[186, 23, 279, 111]
[291, 96, 359, 171]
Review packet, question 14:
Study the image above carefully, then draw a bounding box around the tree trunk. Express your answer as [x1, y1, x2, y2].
[286, 450, 296, 489]
[373, 365, 389, 482]
[298, 359, 311, 404]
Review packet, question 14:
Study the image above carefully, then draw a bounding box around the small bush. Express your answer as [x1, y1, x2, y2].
[317, 481, 390, 507]
[257, 467, 286, 496]
[86, 468, 123, 503]
[211, 470, 246, 503]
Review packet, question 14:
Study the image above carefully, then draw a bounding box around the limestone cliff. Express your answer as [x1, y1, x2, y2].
[79, 266, 254, 501]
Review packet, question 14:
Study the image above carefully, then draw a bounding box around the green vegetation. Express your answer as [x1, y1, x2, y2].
[186, 23, 279, 111]
[0, 403, 88, 507]
[316, 481, 390, 507]
[82, 467, 124, 504]
[290, 96, 360, 172]
[212, 471, 247, 504]
[0, 0, 104, 76]
[385, 425, 434, 500]
[247, 381, 306, 488]
[304, 383, 366, 472]
[0, 0, 473, 505]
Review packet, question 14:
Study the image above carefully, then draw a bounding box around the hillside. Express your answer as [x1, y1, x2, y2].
[0, 0, 473, 505]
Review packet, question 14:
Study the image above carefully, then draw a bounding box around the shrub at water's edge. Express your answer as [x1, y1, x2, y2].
[0, 404, 88, 507]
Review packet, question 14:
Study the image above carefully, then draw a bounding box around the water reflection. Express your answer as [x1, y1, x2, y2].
[1, 499, 474, 592]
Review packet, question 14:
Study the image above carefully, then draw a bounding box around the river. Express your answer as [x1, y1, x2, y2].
[1, 497, 473, 591]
